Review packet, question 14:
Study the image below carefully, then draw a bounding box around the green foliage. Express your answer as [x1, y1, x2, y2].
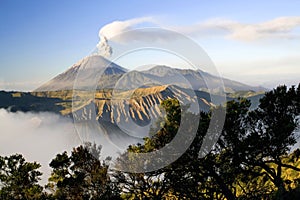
[47, 142, 121, 200]
[112, 84, 300, 200]
[0, 154, 44, 200]
[112, 99, 182, 199]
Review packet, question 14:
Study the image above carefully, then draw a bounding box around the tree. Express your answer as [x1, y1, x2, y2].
[0, 154, 44, 200]
[113, 84, 300, 199]
[210, 84, 300, 199]
[113, 99, 220, 199]
[205, 84, 300, 199]
[243, 84, 300, 199]
[47, 142, 121, 200]
[112, 99, 183, 199]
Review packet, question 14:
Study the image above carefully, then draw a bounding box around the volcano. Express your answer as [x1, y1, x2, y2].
[35, 55, 266, 93]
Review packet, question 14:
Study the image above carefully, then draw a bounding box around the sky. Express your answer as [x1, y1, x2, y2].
[0, 0, 300, 91]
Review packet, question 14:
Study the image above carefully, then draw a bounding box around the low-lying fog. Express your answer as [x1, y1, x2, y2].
[1, 108, 299, 184]
[0, 109, 128, 185]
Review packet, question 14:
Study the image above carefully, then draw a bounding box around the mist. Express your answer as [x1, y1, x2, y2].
[0, 109, 81, 184]
[0, 108, 142, 184]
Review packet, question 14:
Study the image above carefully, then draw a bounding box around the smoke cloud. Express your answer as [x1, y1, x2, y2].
[96, 17, 154, 57]
[96, 35, 113, 58]
[95, 16, 300, 56]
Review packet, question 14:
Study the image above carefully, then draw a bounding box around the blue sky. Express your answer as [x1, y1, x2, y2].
[0, 0, 300, 90]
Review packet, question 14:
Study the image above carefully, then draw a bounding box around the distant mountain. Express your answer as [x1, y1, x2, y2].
[35, 55, 266, 93]
[141, 65, 266, 92]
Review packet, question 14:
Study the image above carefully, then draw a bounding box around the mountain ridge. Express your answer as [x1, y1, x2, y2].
[21, 55, 265, 140]
[35, 55, 267, 93]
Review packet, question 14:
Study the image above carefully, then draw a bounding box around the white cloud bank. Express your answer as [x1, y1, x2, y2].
[0, 80, 43, 92]
[0, 109, 135, 184]
[0, 109, 81, 184]
[95, 16, 300, 55]
[189, 16, 300, 41]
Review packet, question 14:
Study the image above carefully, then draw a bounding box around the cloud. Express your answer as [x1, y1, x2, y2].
[217, 55, 300, 88]
[96, 17, 155, 57]
[98, 17, 155, 40]
[0, 109, 138, 184]
[93, 16, 300, 59]
[0, 109, 81, 184]
[226, 17, 300, 41]
[0, 80, 43, 91]
[174, 16, 300, 41]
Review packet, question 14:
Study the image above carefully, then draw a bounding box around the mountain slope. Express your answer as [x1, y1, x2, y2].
[142, 65, 266, 92]
[1, 85, 263, 144]
[35, 56, 127, 91]
[35, 56, 266, 93]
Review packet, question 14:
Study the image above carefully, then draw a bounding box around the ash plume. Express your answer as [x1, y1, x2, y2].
[97, 35, 113, 58]
[96, 17, 154, 58]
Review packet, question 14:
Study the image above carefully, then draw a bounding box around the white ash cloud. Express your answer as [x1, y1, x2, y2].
[96, 17, 155, 57]
[95, 16, 300, 54]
